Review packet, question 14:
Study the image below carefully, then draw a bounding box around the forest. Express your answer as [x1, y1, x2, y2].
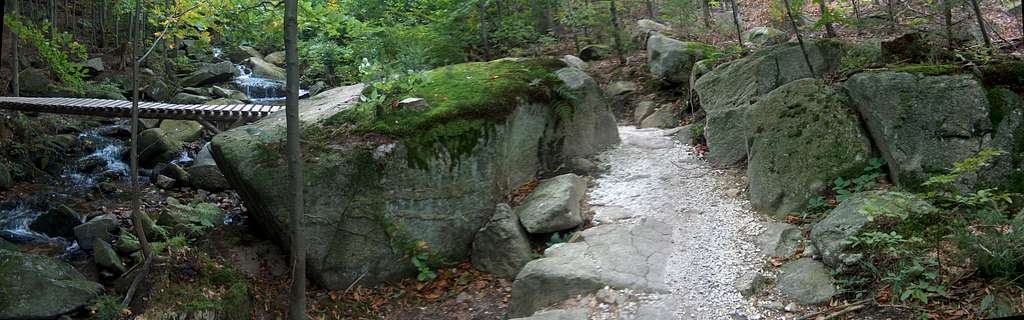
[1, 0, 1024, 319]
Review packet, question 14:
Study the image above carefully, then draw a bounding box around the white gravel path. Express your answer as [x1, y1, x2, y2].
[587, 126, 768, 319]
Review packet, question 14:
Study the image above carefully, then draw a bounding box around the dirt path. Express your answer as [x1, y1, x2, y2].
[587, 126, 767, 319]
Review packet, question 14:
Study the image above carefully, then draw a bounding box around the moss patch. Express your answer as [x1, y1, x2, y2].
[890, 64, 960, 75]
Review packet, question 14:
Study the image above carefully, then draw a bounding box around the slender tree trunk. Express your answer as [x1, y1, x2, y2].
[610, 0, 625, 64]
[783, 0, 816, 76]
[48, 0, 55, 39]
[284, 0, 306, 317]
[819, 0, 836, 37]
[943, 0, 953, 48]
[646, 0, 657, 19]
[12, 0, 21, 97]
[851, 0, 862, 34]
[729, 0, 743, 46]
[887, 0, 897, 32]
[702, 0, 713, 27]
[480, 0, 491, 61]
[163, 0, 172, 81]
[966, 0, 992, 48]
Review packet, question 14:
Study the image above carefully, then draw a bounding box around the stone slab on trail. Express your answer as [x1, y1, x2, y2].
[508, 217, 673, 318]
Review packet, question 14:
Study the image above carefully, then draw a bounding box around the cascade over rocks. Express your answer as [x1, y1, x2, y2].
[694, 40, 846, 166]
[844, 72, 1010, 190]
[0, 249, 102, 320]
[181, 61, 239, 87]
[747, 79, 874, 217]
[245, 56, 287, 81]
[211, 59, 619, 289]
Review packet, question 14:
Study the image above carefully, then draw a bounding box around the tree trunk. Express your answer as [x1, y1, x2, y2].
[730, 0, 743, 46]
[887, 0, 897, 32]
[610, 0, 625, 64]
[966, 0, 992, 48]
[284, 0, 307, 317]
[783, 0, 816, 76]
[819, 0, 836, 37]
[12, 0, 21, 97]
[702, 0, 713, 27]
[480, 0, 491, 61]
[943, 0, 953, 48]
[646, 0, 657, 19]
[48, 0, 55, 39]
[851, 0, 861, 34]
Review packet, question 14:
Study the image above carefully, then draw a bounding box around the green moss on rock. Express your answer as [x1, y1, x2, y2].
[889, 64, 960, 75]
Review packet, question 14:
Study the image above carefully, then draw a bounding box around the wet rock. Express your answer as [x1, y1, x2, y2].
[73, 214, 118, 251]
[264, 51, 286, 66]
[144, 79, 176, 102]
[579, 45, 612, 61]
[517, 174, 587, 234]
[212, 85, 249, 101]
[561, 55, 588, 70]
[181, 61, 239, 87]
[159, 120, 205, 143]
[747, 79, 873, 217]
[776, 258, 836, 305]
[28, 204, 82, 239]
[92, 238, 126, 274]
[811, 191, 932, 267]
[188, 143, 230, 192]
[742, 27, 789, 48]
[139, 128, 182, 167]
[471, 204, 533, 279]
[171, 92, 212, 104]
[756, 223, 801, 257]
[0, 249, 102, 319]
[245, 56, 286, 81]
[508, 218, 672, 317]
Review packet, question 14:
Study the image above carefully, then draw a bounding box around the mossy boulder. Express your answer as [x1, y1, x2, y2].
[139, 128, 183, 168]
[28, 204, 82, 239]
[159, 120, 204, 143]
[579, 45, 612, 61]
[747, 79, 874, 217]
[647, 34, 716, 85]
[844, 71, 1014, 190]
[181, 61, 239, 87]
[0, 249, 102, 319]
[743, 27, 789, 48]
[244, 56, 286, 81]
[694, 39, 846, 166]
[210, 59, 619, 289]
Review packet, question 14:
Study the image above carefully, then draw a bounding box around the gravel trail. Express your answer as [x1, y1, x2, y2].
[587, 126, 767, 319]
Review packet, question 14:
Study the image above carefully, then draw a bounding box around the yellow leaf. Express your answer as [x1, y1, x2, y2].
[154, 32, 162, 37]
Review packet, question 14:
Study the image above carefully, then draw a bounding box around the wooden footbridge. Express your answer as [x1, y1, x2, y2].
[0, 97, 283, 130]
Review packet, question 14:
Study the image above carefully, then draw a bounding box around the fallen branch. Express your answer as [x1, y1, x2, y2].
[796, 298, 872, 320]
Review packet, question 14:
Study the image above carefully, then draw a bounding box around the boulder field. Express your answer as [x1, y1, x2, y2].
[211, 58, 619, 289]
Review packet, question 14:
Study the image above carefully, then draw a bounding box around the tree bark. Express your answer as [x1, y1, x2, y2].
[12, 0, 21, 97]
[851, 0, 861, 34]
[966, 0, 992, 48]
[646, 0, 657, 19]
[943, 0, 953, 48]
[610, 0, 625, 64]
[284, 0, 307, 318]
[730, 0, 744, 46]
[48, 0, 55, 39]
[480, 0, 491, 61]
[702, 0, 713, 27]
[783, 0, 816, 76]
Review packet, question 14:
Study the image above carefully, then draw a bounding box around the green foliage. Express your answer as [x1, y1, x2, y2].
[3, 14, 88, 92]
[832, 158, 886, 202]
[165, 197, 225, 236]
[922, 148, 1004, 188]
[840, 41, 884, 71]
[89, 295, 128, 320]
[881, 257, 947, 304]
[411, 254, 438, 282]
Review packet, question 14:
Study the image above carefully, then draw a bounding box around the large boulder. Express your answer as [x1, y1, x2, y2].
[171, 92, 212, 104]
[694, 40, 846, 166]
[471, 204, 533, 279]
[631, 19, 673, 47]
[647, 34, 716, 85]
[0, 249, 102, 319]
[18, 68, 52, 96]
[139, 128, 182, 167]
[187, 144, 231, 192]
[145, 79, 176, 102]
[517, 174, 587, 234]
[245, 56, 286, 81]
[28, 205, 82, 239]
[159, 120, 204, 143]
[811, 191, 933, 267]
[747, 79, 874, 217]
[776, 258, 836, 305]
[844, 72, 998, 190]
[210, 59, 619, 289]
[508, 218, 672, 317]
[264, 51, 286, 66]
[181, 61, 239, 87]
[579, 45, 612, 61]
[743, 27, 789, 48]
[73, 214, 118, 251]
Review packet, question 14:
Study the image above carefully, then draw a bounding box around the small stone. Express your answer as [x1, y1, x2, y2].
[516, 174, 587, 234]
[735, 271, 767, 298]
[784, 302, 799, 312]
[596, 287, 619, 305]
[776, 258, 836, 305]
[606, 81, 638, 96]
[455, 292, 472, 304]
[398, 97, 430, 111]
[155, 175, 177, 189]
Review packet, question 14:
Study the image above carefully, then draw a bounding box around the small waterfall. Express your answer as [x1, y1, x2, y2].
[231, 63, 308, 105]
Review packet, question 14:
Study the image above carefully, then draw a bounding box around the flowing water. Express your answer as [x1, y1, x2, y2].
[212, 47, 307, 105]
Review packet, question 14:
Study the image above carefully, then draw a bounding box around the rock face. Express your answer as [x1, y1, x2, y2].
[517, 174, 587, 234]
[159, 120, 204, 143]
[694, 40, 845, 166]
[28, 205, 82, 238]
[211, 60, 619, 289]
[509, 218, 671, 317]
[747, 79, 874, 216]
[73, 214, 118, 251]
[187, 144, 231, 192]
[0, 249, 102, 319]
[264, 51, 286, 66]
[811, 191, 932, 267]
[743, 27, 789, 48]
[471, 204, 533, 279]
[181, 61, 238, 87]
[93, 238, 126, 274]
[647, 34, 715, 85]
[776, 258, 836, 305]
[844, 72, 997, 190]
